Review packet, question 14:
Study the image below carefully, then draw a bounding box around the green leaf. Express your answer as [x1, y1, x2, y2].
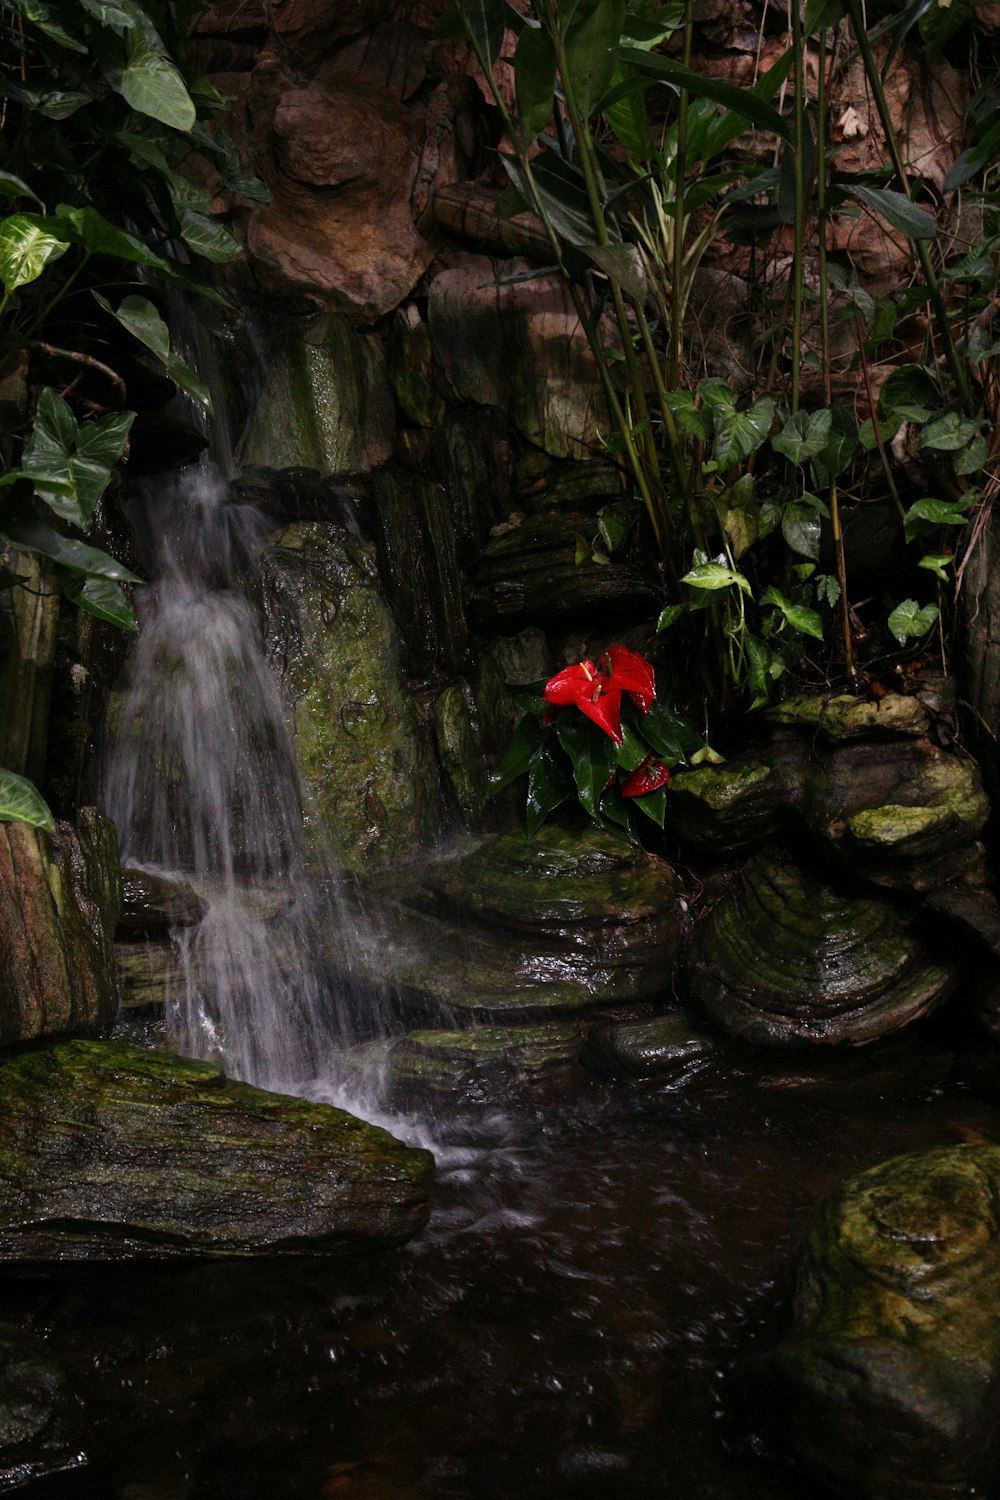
[612, 718, 649, 773]
[5, 0, 86, 51]
[815, 573, 841, 607]
[177, 207, 242, 263]
[781, 500, 822, 560]
[811, 404, 859, 482]
[903, 495, 974, 542]
[0, 769, 55, 832]
[681, 560, 752, 594]
[581, 243, 647, 301]
[488, 715, 545, 795]
[761, 585, 824, 640]
[664, 388, 711, 441]
[630, 785, 668, 828]
[565, 0, 627, 120]
[613, 47, 793, 143]
[918, 552, 954, 581]
[920, 411, 982, 452]
[556, 714, 619, 821]
[57, 205, 172, 269]
[845, 184, 937, 239]
[954, 435, 987, 477]
[22, 391, 134, 530]
[526, 740, 574, 834]
[458, 0, 508, 64]
[639, 700, 704, 761]
[712, 396, 775, 471]
[94, 292, 214, 413]
[498, 152, 599, 248]
[714, 473, 759, 561]
[119, 32, 196, 131]
[514, 21, 556, 142]
[0, 215, 69, 290]
[0, 514, 142, 582]
[79, 0, 136, 28]
[61, 574, 138, 631]
[772, 407, 833, 464]
[887, 598, 940, 644]
[0, 172, 40, 205]
[597, 500, 633, 555]
[656, 602, 689, 633]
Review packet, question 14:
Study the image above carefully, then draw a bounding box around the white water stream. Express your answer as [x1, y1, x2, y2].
[103, 463, 341, 1094]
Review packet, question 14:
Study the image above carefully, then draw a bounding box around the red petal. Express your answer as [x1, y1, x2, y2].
[543, 660, 598, 706]
[604, 646, 656, 714]
[621, 756, 671, 797]
[577, 684, 623, 743]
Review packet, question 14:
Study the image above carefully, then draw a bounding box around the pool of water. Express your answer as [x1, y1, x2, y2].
[11, 1031, 999, 1500]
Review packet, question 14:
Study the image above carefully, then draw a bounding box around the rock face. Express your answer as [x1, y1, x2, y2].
[750, 1145, 1000, 1499]
[686, 848, 955, 1047]
[0, 809, 121, 1045]
[580, 1012, 718, 1081]
[360, 1022, 583, 1109]
[0, 1325, 84, 1489]
[0, 1040, 433, 1260]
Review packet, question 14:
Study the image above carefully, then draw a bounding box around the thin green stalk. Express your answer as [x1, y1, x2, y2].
[843, 0, 975, 414]
[669, 3, 694, 388]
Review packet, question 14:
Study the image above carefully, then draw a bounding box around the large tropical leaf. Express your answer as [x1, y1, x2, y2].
[0, 215, 69, 290]
[0, 769, 55, 832]
[613, 47, 792, 143]
[21, 391, 134, 530]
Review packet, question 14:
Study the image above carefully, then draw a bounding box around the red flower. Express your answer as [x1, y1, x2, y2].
[544, 658, 624, 742]
[544, 647, 657, 744]
[602, 646, 656, 714]
[621, 754, 671, 798]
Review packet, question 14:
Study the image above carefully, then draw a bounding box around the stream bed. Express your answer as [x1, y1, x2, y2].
[12, 1026, 1000, 1500]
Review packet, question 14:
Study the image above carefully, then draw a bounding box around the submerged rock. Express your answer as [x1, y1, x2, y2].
[0, 809, 121, 1045]
[749, 1145, 1000, 1498]
[686, 848, 955, 1047]
[118, 867, 206, 939]
[0, 1325, 84, 1489]
[0, 1040, 433, 1259]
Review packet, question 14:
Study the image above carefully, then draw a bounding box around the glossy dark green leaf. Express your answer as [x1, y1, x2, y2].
[514, 22, 556, 143]
[178, 207, 242, 263]
[79, 0, 135, 29]
[0, 173, 40, 204]
[903, 495, 975, 541]
[772, 407, 833, 464]
[57, 204, 171, 268]
[526, 740, 574, 834]
[638, 700, 703, 761]
[488, 715, 545, 795]
[581, 243, 647, 300]
[887, 598, 939, 644]
[781, 501, 822, 560]
[556, 715, 619, 820]
[712, 396, 775, 471]
[655, 602, 688, 633]
[61, 573, 138, 631]
[118, 31, 196, 131]
[6, 0, 86, 51]
[630, 785, 668, 827]
[0, 514, 142, 582]
[761, 584, 824, 640]
[597, 501, 633, 555]
[459, 0, 508, 64]
[920, 411, 982, 452]
[565, 0, 626, 121]
[22, 391, 134, 529]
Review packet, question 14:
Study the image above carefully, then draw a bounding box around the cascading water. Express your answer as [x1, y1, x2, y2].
[103, 459, 341, 1094]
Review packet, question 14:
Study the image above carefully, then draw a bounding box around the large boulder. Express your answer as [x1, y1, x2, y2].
[0, 809, 120, 1045]
[748, 1145, 1000, 1498]
[0, 1040, 433, 1260]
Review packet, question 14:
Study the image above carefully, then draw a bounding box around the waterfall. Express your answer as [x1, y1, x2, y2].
[103, 460, 340, 1094]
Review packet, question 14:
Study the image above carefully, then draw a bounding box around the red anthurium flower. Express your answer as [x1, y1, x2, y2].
[543, 659, 624, 742]
[602, 645, 656, 714]
[621, 754, 671, 798]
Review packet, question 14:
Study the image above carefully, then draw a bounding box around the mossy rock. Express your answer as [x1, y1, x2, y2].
[748, 1144, 1000, 1498]
[764, 691, 930, 742]
[686, 847, 955, 1047]
[0, 1040, 433, 1259]
[268, 522, 443, 871]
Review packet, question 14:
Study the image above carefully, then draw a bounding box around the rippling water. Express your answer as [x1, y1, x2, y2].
[13, 1036, 999, 1500]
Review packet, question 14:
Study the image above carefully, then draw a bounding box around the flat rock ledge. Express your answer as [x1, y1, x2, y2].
[0, 1040, 433, 1260]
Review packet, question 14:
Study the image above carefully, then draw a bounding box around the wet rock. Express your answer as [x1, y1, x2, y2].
[0, 810, 121, 1045]
[580, 1012, 718, 1081]
[428, 256, 607, 459]
[267, 522, 444, 871]
[670, 692, 989, 893]
[468, 510, 658, 633]
[334, 825, 687, 1021]
[386, 305, 447, 429]
[749, 1145, 1000, 1499]
[686, 848, 955, 1047]
[118, 868, 206, 939]
[375, 1023, 582, 1107]
[0, 1325, 84, 1489]
[241, 313, 396, 475]
[115, 941, 185, 1009]
[247, 70, 433, 319]
[0, 1040, 433, 1259]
